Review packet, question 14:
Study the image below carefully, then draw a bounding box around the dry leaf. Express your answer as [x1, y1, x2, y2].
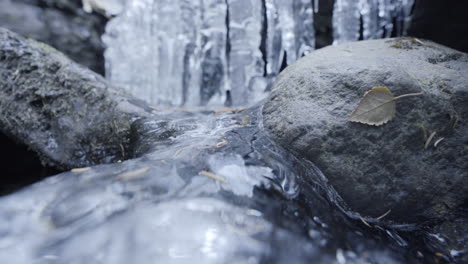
[349, 87, 396, 126]
[349, 87, 423, 126]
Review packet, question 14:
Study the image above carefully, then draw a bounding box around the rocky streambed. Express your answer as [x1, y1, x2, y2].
[0, 20, 467, 264]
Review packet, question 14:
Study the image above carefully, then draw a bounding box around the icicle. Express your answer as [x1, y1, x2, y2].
[293, 0, 315, 57]
[265, 0, 314, 74]
[102, 0, 316, 107]
[226, 0, 265, 106]
[264, 0, 282, 77]
[196, 0, 228, 106]
[332, 0, 360, 44]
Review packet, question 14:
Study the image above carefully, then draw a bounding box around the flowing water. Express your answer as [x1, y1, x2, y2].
[1, 106, 462, 263]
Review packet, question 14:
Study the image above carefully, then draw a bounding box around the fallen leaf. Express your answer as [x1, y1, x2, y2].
[349, 87, 396, 126]
[349, 87, 423, 126]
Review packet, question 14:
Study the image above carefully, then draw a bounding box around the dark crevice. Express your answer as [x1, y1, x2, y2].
[224, 90, 232, 107]
[224, 0, 231, 79]
[382, 25, 388, 38]
[224, 0, 232, 107]
[409, 0, 416, 17]
[182, 44, 193, 106]
[358, 15, 364, 40]
[279, 51, 288, 72]
[390, 15, 399, 37]
[0, 132, 62, 196]
[260, 0, 268, 77]
[313, 0, 334, 49]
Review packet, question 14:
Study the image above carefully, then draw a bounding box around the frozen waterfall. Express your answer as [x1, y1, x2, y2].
[102, 0, 413, 107]
[103, 0, 315, 107]
[332, 0, 414, 44]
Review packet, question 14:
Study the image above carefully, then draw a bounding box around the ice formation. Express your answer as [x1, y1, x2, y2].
[103, 0, 414, 107]
[82, 0, 124, 16]
[103, 0, 315, 107]
[333, 0, 415, 44]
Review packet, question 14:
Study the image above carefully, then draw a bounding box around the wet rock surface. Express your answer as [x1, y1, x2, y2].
[263, 38, 468, 222]
[0, 28, 150, 170]
[0, 0, 107, 74]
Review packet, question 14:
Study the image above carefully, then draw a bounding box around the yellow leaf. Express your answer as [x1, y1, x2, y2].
[349, 87, 423, 126]
[349, 87, 396, 126]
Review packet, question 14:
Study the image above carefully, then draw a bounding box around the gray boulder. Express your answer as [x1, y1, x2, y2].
[0, 27, 150, 170]
[263, 37, 468, 222]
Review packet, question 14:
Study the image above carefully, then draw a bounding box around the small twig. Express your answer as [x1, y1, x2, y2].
[359, 216, 372, 228]
[420, 125, 427, 140]
[199, 170, 226, 183]
[425, 131, 437, 149]
[414, 38, 424, 45]
[393, 92, 424, 100]
[376, 209, 392, 220]
[434, 138, 445, 147]
[214, 140, 228, 148]
[120, 143, 125, 158]
[71, 167, 90, 173]
[117, 167, 150, 181]
[174, 148, 184, 157]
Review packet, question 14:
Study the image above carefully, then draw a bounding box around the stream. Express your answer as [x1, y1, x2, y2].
[1, 105, 462, 263]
